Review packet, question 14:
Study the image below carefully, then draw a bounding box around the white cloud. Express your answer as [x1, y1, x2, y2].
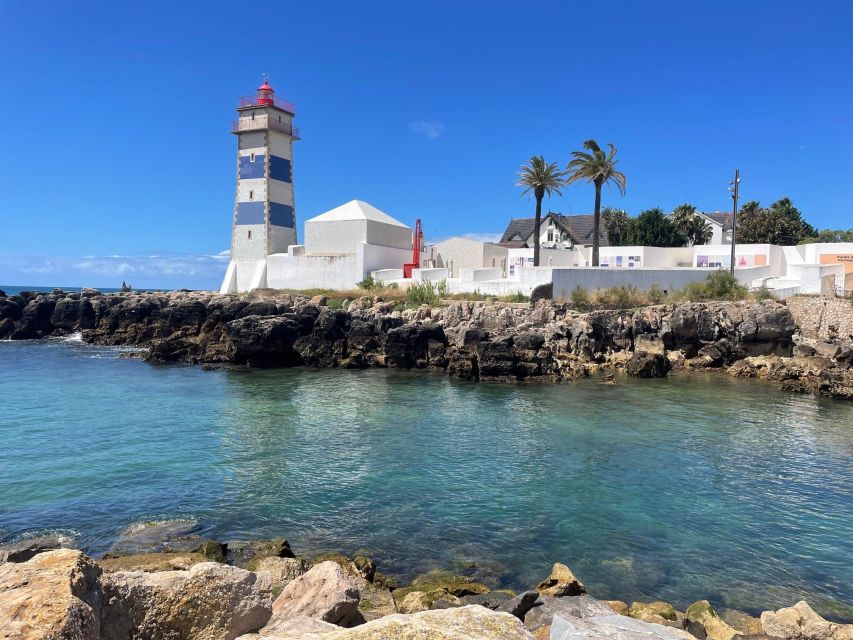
[410, 120, 446, 139]
[0, 251, 231, 290]
[428, 232, 502, 244]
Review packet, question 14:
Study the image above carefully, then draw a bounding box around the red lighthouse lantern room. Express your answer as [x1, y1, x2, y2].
[257, 77, 275, 106]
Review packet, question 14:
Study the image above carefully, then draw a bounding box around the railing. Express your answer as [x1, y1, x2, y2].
[238, 95, 296, 114]
[231, 118, 301, 138]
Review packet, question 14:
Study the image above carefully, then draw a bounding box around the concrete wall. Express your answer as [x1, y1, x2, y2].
[552, 267, 718, 299]
[265, 253, 361, 290]
[432, 237, 501, 277]
[358, 243, 415, 279]
[507, 247, 581, 275]
[364, 219, 413, 251]
[460, 267, 503, 282]
[305, 219, 366, 255]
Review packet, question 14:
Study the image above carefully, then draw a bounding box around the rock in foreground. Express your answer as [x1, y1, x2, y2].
[0, 549, 103, 640]
[760, 601, 853, 640]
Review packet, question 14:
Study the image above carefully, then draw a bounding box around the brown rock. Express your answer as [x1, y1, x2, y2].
[101, 561, 272, 640]
[0, 549, 103, 640]
[606, 599, 630, 614]
[760, 601, 853, 640]
[535, 562, 586, 597]
[97, 552, 209, 573]
[687, 600, 741, 640]
[264, 561, 360, 631]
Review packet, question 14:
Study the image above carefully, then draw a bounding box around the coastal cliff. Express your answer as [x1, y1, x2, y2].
[1, 288, 851, 398]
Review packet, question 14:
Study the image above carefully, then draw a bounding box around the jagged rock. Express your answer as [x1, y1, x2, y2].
[535, 562, 586, 597]
[252, 605, 535, 639]
[101, 561, 271, 639]
[264, 561, 360, 631]
[628, 601, 678, 622]
[105, 519, 224, 561]
[525, 595, 615, 632]
[230, 538, 295, 569]
[626, 352, 671, 378]
[0, 549, 103, 640]
[97, 552, 211, 572]
[720, 609, 762, 635]
[760, 601, 853, 640]
[605, 600, 630, 614]
[227, 315, 307, 367]
[550, 613, 696, 640]
[498, 590, 540, 620]
[252, 557, 310, 588]
[686, 600, 741, 640]
[0, 533, 72, 563]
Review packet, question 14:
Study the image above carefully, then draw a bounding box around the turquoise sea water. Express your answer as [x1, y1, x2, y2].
[1, 338, 851, 619]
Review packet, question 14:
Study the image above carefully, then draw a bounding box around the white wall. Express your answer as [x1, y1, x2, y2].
[266, 253, 361, 290]
[358, 242, 417, 278]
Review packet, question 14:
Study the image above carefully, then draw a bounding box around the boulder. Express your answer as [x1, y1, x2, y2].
[230, 538, 295, 569]
[760, 601, 853, 640]
[0, 533, 72, 563]
[535, 562, 586, 597]
[719, 609, 762, 635]
[0, 549, 103, 640]
[498, 590, 540, 620]
[686, 600, 741, 640]
[628, 600, 678, 623]
[525, 595, 615, 632]
[626, 352, 671, 378]
[605, 600, 630, 615]
[550, 613, 696, 640]
[264, 561, 360, 631]
[253, 605, 534, 639]
[97, 552, 210, 573]
[252, 556, 310, 588]
[101, 561, 272, 640]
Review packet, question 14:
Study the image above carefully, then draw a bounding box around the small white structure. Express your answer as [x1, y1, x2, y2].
[430, 237, 509, 277]
[304, 200, 412, 255]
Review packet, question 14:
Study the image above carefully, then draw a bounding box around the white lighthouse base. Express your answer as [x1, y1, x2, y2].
[218, 242, 416, 294]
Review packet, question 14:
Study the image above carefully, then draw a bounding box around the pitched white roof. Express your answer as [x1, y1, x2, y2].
[307, 200, 409, 228]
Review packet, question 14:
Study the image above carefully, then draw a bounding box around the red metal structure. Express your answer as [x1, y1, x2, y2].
[403, 219, 423, 278]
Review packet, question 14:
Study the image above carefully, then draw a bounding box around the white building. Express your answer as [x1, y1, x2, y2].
[219, 80, 421, 293]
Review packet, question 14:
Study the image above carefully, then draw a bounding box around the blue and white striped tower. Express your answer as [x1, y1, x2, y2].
[229, 77, 299, 263]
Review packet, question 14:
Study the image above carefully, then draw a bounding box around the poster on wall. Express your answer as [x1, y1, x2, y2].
[697, 254, 766, 268]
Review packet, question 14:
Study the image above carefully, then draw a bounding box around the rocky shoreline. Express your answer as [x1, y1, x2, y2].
[1, 288, 851, 399]
[1, 524, 851, 640]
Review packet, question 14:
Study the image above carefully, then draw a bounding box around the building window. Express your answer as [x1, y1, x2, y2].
[278, 115, 282, 122]
[247, 230, 252, 239]
[251, 112, 255, 120]
[547, 231, 554, 241]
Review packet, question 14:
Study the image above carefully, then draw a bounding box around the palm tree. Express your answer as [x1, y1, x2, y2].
[517, 156, 565, 266]
[565, 140, 627, 266]
[671, 203, 698, 239]
[689, 217, 714, 245]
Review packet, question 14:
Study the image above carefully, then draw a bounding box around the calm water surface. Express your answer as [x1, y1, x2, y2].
[1, 338, 851, 619]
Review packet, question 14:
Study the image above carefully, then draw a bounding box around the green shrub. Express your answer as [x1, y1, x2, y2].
[647, 284, 666, 304]
[405, 280, 442, 307]
[594, 285, 644, 309]
[436, 279, 449, 298]
[356, 275, 378, 290]
[570, 285, 591, 309]
[503, 291, 529, 303]
[678, 270, 748, 301]
[754, 285, 775, 301]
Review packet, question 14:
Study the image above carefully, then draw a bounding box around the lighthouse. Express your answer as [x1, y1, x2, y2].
[220, 78, 300, 292]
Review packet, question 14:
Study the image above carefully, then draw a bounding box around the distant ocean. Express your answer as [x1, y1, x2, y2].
[1, 285, 167, 296]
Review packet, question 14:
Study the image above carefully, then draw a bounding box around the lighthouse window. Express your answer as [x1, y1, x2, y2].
[249, 190, 254, 199]
[247, 230, 252, 239]
[250, 153, 255, 162]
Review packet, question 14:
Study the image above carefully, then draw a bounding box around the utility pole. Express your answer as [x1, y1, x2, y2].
[729, 169, 740, 276]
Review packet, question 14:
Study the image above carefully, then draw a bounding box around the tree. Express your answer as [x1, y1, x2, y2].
[565, 140, 627, 266]
[737, 198, 814, 245]
[625, 208, 687, 247]
[516, 156, 565, 266]
[688, 216, 714, 245]
[602, 207, 629, 246]
[670, 203, 699, 238]
[800, 228, 853, 244]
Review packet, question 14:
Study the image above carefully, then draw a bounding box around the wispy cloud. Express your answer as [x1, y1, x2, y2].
[410, 120, 446, 139]
[0, 251, 229, 290]
[429, 232, 502, 244]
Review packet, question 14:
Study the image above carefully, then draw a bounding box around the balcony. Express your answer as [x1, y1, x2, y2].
[231, 117, 301, 139]
[238, 95, 296, 114]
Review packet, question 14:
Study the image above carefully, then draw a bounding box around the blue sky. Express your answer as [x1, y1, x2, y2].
[1, 0, 851, 289]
